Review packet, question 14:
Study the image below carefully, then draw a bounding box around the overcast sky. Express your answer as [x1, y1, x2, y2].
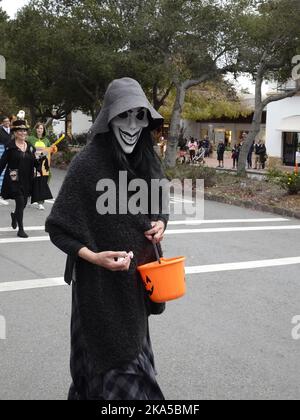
[1, 0, 29, 18]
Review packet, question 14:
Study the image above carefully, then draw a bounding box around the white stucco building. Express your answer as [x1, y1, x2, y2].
[53, 111, 92, 136]
[266, 96, 300, 166]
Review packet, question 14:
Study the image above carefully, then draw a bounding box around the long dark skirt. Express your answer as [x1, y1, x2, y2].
[68, 282, 165, 401]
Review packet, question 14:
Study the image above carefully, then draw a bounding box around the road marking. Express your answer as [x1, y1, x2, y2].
[0, 236, 49, 244]
[166, 225, 300, 235]
[168, 218, 289, 225]
[0, 278, 64, 292]
[0, 218, 289, 233]
[186, 256, 300, 274]
[1, 224, 300, 244]
[0, 227, 46, 233]
[1, 256, 300, 293]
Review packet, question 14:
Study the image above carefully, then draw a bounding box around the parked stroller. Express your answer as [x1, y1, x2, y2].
[191, 146, 206, 165]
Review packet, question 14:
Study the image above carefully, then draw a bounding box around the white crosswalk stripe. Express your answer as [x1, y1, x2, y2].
[165, 225, 300, 235]
[0, 218, 290, 233]
[168, 218, 290, 225]
[1, 256, 300, 293]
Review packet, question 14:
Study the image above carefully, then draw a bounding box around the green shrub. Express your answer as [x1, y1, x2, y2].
[280, 171, 300, 195]
[266, 168, 285, 185]
[165, 164, 217, 188]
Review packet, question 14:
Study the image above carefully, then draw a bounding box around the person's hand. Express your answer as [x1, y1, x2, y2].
[144, 220, 165, 244]
[78, 248, 134, 271]
[50, 145, 58, 154]
[93, 251, 134, 271]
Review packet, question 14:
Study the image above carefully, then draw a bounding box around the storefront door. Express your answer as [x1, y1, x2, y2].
[283, 132, 300, 166]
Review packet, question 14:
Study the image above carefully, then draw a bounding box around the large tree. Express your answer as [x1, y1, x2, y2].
[155, 0, 243, 167]
[235, 0, 300, 176]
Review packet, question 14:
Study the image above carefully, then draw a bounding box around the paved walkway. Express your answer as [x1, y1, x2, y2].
[177, 151, 295, 175]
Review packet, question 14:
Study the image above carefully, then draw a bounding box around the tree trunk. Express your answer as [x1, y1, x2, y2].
[164, 83, 186, 168]
[237, 75, 263, 177]
[237, 108, 263, 177]
[65, 112, 72, 139]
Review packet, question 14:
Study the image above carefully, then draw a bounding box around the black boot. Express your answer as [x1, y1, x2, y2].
[11, 213, 17, 230]
[16, 214, 29, 239]
[18, 230, 29, 238]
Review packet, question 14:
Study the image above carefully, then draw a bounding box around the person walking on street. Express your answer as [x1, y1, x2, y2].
[28, 122, 56, 210]
[46, 77, 169, 401]
[0, 116, 12, 206]
[0, 119, 37, 238]
[217, 141, 225, 168]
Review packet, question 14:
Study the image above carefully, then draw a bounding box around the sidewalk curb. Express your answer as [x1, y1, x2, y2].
[204, 192, 300, 220]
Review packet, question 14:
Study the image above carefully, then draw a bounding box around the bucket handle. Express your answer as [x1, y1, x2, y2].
[152, 240, 162, 264]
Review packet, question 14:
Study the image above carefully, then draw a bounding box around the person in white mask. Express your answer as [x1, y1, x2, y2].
[46, 78, 169, 400]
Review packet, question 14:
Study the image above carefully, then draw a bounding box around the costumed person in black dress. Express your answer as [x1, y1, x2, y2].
[45, 78, 169, 400]
[0, 119, 36, 238]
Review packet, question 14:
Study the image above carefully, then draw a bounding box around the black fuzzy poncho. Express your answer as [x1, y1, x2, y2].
[45, 138, 168, 374]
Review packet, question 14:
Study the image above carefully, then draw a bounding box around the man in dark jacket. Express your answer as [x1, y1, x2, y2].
[0, 116, 11, 147]
[0, 116, 11, 205]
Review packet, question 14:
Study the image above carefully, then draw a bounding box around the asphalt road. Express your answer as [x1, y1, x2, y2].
[0, 168, 300, 400]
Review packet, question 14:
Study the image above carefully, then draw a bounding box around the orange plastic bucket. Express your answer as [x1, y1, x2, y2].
[137, 257, 186, 303]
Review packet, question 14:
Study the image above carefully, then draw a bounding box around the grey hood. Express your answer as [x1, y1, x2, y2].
[91, 78, 164, 136]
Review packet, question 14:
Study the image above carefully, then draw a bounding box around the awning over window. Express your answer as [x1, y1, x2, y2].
[277, 115, 300, 132]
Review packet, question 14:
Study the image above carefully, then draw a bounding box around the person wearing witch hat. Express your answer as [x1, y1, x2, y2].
[46, 78, 169, 400]
[0, 119, 37, 238]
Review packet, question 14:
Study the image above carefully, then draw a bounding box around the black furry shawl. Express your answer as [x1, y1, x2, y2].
[46, 139, 168, 374]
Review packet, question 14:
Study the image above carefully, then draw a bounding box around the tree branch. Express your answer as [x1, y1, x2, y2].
[183, 74, 211, 90]
[262, 85, 300, 108]
[153, 82, 174, 110]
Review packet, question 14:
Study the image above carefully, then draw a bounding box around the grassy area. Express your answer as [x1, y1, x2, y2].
[166, 163, 300, 214]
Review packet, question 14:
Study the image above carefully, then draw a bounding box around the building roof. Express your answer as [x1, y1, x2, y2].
[196, 111, 267, 125]
[277, 115, 300, 132]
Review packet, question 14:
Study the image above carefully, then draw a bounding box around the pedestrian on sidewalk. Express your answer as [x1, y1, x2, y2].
[0, 119, 37, 238]
[232, 143, 241, 169]
[254, 140, 262, 169]
[188, 138, 197, 162]
[0, 115, 12, 206]
[203, 135, 210, 157]
[259, 142, 267, 170]
[46, 77, 169, 401]
[28, 122, 56, 210]
[247, 141, 255, 169]
[217, 141, 225, 168]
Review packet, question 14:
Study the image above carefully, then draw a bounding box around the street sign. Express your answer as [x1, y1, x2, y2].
[0, 55, 6, 79]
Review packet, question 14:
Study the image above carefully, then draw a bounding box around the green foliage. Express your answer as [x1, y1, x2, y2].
[280, 171, 300, 195]
[233, 0, 300, 81]
[1, 0, 300, 138]
[160, 79, 253, 122]
[266, 168, 286, 185]
[267, 168, 300, 194]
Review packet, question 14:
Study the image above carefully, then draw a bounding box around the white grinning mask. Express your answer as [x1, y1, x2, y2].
[111, 107, 149, 154]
